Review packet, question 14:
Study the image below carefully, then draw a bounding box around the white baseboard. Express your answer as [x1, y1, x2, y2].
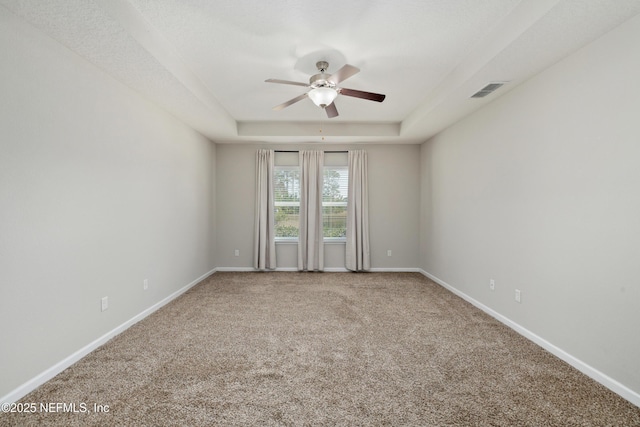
[325, 268, 419, 272]
[418, 269, 640, 408]
[217, 267, 421, 273]
[217, 267, 341, 272]
[215, 267, 311, 272]
[1, 267, 218, 405]
[369, 268, 421, 273]
[216, 267, 258, 272]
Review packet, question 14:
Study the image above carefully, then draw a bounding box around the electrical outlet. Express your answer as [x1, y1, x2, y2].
[489, 279, 495, 291]
[143, 279, 148, 291]
[234, 249, 240, 257]
[515, 289, 521, 303]
[387, 250, 392, 257]
[101, 296, 108, 312]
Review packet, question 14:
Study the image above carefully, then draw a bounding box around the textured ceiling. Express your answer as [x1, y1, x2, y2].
[2, 0, 640, 144]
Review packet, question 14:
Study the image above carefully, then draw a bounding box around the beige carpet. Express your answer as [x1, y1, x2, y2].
[3, 272, 639, 426]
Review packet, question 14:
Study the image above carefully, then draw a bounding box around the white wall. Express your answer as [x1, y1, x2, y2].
[420, 14, 640, 398]
[216, 143, 420, 270]
[0, 11, 217, 399]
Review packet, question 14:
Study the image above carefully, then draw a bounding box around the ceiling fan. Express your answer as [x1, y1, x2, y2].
[265, 61, 386, 118]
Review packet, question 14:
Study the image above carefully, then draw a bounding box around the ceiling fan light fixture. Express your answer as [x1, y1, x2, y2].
[308, 87, 337, 108]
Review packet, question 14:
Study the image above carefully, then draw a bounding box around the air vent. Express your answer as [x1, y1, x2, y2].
[471, 82, 506, 98]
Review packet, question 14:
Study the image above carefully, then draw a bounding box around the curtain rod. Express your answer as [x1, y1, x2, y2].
[274, 150, 347, 153]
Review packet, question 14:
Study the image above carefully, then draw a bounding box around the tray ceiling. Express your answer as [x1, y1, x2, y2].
[2, 0, 639, 144]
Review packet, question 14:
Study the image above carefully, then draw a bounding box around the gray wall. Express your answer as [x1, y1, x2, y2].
[420, 14, 640, 396]
[216, 144, 420, 270]
[0, 11, 217, 398]
[3, 0, 639, 407]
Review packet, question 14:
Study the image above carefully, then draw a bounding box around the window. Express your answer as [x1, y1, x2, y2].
[273, 165, 349, 241]
[323, 166, 348, 240]
[274, 166, 300, 239]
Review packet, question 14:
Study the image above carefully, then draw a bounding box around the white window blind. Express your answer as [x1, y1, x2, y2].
[323, 166, 348, 239]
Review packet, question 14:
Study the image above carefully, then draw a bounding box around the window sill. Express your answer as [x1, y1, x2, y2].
[275, 239, 298, 245]
[274, 239, 346, 245]
[324, 239, 346, 244]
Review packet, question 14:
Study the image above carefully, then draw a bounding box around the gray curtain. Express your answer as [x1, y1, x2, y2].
[254, 149, 276, 270]
[298, 150, 324, 271]
[346, 150, 370, 271]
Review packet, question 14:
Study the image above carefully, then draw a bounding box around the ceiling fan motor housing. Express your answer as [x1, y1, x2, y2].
[309, 74, 335, 89]
[309, 62, 335, 89]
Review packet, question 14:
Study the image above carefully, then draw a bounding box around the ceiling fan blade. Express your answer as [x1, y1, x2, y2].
[327, 64, 360, 85]
[325, 102, 339, 118]
[339, 87, 386, 102]
[273, 93, 308, 111]
[265, 78, 309, 87]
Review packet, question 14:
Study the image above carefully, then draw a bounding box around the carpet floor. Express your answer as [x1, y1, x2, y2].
[3, 272, 639, 426]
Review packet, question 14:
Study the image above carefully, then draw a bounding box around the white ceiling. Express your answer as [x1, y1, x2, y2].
[3, 0, 640, 144]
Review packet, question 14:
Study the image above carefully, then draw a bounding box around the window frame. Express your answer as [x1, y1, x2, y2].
[272, 160, 349, 243]
[322, 166, 348, 242]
